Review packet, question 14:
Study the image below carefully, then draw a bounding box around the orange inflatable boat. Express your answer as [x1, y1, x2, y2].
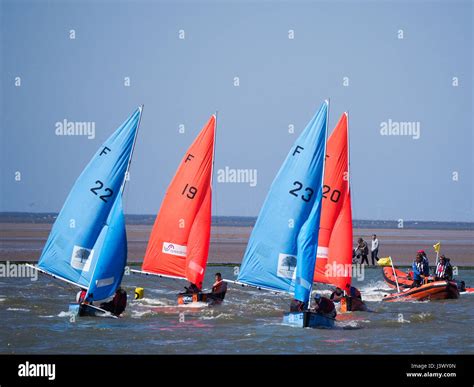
[382, 267, 413, 289]
[382, 280, 460, 302]
[383, 266, 473, 294]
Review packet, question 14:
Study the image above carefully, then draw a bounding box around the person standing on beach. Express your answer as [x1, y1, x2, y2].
[371, 234, 379, 265]
[355, 238, 369, 265]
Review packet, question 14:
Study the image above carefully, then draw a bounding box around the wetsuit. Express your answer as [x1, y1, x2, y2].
[315, 297, 336, 318]
[100, 289, 127, 316]
[348, 286, 362, 299]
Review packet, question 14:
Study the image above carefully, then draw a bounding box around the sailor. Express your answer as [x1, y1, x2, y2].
[289, 299, 306, 312]
[435, 255, 453, 281]
[208, 272, 227, 301]
[345, 284, 362, 300]
[330, 287, 344, 302]
[76, 289, 87, 304]
[184, 283, 200, 294]
[100, 287, 127, 317]
[411, 253, 425, 287]
[312, 294, 337, 318]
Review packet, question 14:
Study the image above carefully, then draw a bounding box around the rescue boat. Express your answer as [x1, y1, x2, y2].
[382, 267, 413, 289]
[383, 266, 473, 294]
[382, 280, 460, 302]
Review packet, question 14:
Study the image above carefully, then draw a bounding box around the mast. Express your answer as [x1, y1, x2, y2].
[121, 104, 144, 195]
[345, 110, 351, 296]
[210, 111, 218, 187]
[307, 98, 329, 310]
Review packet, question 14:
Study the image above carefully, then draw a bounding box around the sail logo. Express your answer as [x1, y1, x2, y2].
[277, 253, 297, 279]
[217, 167, 257, 187]
[55, 119, 96, 139]
[162, 242, 187, 257]
[380, 119, 420, 139]
[18, 361, 56, 381]
[70, 245, 93, 271]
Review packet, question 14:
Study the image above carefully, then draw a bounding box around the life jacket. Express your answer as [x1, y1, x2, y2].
[76, 289, 87, 303]
[436, 261, 453, 280]
[413, 261, 423, 280]
[212, 280, 227, 294]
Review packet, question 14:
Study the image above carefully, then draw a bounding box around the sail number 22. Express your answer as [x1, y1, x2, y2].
[90, 180, 114, 202]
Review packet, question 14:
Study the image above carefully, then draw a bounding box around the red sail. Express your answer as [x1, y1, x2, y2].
[142, 116, 215, 289]
[313, 113, 352, 290]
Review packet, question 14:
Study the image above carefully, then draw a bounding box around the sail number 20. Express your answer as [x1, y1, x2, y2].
[322, 185, 341, 203]
[289, 181, 314, 202]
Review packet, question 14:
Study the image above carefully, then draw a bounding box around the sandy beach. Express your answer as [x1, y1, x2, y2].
[1, 222, 472, 266]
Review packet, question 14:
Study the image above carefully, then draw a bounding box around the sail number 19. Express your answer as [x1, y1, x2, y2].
[182, 184, 198, 199]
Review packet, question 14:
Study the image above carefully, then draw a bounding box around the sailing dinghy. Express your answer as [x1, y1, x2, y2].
[313, 113, 366, 312]
[132, 115, 218, 305]
[228, 101, 331, 328]
[28, 106, 143, 318]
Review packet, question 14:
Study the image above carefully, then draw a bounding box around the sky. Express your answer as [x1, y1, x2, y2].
[0, 0, 472, 221]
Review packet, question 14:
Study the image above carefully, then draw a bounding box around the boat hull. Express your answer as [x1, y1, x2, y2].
[69, 303, 118, 319]
[382, 267, 412, 289]
[382, 280, 460, 302]
[282, 311, 335, 328]
[177, 292, 223, 306]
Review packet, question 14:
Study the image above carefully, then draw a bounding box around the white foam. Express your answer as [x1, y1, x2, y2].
[135, 298, 169, 306]
[199, 313, 228, 320]
[7, 307, 30, 312]
[131, 309, 154, 318]
[58, 311, 74, 317]
[360, 280, 392, 302]
[178, 301, 208, 308]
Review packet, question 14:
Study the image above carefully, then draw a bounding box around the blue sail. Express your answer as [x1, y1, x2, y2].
[85, 196, 127, 301]
[38, 107, 142, 298]
[237, 101, 328, 304]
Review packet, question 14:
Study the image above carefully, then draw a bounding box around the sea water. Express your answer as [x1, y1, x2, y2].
[0, 266, 473, 354]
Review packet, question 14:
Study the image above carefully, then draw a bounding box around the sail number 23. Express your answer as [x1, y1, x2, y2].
[289, 181, 314, 202]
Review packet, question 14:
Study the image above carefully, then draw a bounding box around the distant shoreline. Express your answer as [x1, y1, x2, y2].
[0, 212, 473, 230]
